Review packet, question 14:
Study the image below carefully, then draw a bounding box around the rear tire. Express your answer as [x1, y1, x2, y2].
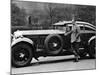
[88, 40, 96, 58]
[12, 43, 33, 67]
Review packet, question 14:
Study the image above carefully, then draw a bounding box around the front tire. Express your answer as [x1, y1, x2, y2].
[12, 43, 33, 67]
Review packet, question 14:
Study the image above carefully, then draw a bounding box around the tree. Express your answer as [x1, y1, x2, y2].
[11, 3, 27, 26]
[45, 3, 56, 24]
[76, 5, 96, 25]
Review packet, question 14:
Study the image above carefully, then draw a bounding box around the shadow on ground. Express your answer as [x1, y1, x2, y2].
[28, 56, 94, 67]
[12, 56, 95, 68]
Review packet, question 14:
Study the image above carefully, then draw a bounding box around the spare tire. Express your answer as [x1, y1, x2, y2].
[44, 34, 63, 55]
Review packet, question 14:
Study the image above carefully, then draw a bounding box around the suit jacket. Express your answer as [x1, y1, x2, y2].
[71, 24, 81, 43]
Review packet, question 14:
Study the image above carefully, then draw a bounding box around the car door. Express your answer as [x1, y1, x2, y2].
[78, 23, 85, 43]
[82, 24, 95, 43]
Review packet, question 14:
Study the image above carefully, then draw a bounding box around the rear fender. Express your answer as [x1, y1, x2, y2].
[88, 36, 96, 45]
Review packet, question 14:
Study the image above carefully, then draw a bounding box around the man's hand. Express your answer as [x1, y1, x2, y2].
[64, 33, 67, 36]
[64, 30, 73, 36]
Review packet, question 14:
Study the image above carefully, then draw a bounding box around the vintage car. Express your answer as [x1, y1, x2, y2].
[11, 21, 96, 67]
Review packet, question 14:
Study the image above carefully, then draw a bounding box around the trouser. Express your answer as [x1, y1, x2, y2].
[72, 42, 80, 54]
[71, 42, 80, 61]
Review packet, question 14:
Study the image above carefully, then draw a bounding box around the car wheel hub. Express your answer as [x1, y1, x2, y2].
[19, 53, 25, 58]
[53, 42, 58, 47]
[14, 48, 29, 63]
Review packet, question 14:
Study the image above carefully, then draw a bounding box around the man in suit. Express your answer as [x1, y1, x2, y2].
[71, 18, 81, 62]
[64, 18, 81, 62]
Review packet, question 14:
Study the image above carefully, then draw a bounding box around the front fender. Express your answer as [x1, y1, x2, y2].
[88, 36, 96, 45]
[11, 37, 34, 47]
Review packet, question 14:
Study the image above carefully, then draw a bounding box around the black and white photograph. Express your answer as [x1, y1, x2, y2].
[11, 0, 96, 74]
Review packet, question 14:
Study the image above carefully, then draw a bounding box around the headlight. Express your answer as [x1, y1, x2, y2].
[13, 30, 23, 39]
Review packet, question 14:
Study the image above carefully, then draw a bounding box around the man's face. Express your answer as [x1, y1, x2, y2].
[66, 25, 70, 32]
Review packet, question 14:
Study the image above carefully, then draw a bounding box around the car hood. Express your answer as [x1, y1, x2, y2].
[14, 29, 65, 37]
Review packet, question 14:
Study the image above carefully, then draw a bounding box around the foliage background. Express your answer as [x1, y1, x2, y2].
[11, 0, 96, 33]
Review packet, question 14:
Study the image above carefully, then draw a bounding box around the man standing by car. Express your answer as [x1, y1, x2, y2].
[64, 18, 81, 62]
[71, 18, 81, 62]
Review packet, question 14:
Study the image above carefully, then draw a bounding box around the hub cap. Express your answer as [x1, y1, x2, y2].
[48, 37, 62, 51]
[13, 48, 30, 64]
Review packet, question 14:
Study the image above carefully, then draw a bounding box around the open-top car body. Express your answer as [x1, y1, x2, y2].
[11, 21, 96, 67]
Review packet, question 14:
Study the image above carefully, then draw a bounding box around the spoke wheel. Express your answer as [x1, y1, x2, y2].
[89, 40, 96, 58]
[12, 43, 33, 67]
[45, 34, 63, 55]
